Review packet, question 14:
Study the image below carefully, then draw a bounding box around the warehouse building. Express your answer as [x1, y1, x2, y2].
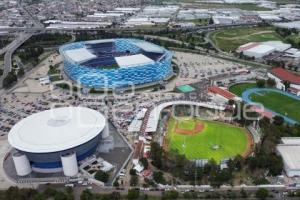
[277, 138, 300, 177]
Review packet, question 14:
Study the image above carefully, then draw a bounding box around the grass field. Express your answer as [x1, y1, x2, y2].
[229, 82, 257, 97]
[210, 26, 283, 52]
[249, 91, 300, 122]
[166, 118, 250, 163]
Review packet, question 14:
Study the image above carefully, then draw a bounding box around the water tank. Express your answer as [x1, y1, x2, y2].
[12, 152, 32, 176]
[61, 152, 78, 176]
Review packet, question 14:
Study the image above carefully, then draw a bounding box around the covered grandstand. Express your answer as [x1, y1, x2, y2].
[59, 39, 173, 88]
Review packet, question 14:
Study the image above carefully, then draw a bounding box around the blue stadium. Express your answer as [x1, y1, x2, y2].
[59, 38, 173, 89]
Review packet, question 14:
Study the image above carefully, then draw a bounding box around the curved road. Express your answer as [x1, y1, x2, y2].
[0, 33, 32, 88]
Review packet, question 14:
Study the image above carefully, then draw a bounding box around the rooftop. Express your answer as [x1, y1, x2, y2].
[277, 144, 300, 170]
[64, 48, 96, 63]
[8, 107, 106, 153]
[271, 67, 300, 85]
[115, 54, 154, 68]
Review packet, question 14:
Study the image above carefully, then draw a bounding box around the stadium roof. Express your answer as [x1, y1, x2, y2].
[133, 41, 164, 53]
[271, 67, 300, 85]
[277, 144, 300, 170]
[115, 54, 154, 68]
[208, 86, 236, 100]
[85, 39, 115, 44]
[65, 48, 96, 63]
[263, 41, 291, 52]
[8, 107, 106, 153]
[144, 101, 225, 133]
[244, 44, 275, 54]
[237, 42, 260, 53]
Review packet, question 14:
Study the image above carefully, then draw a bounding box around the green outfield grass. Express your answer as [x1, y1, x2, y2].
[229, 82, 257, 97]
[210, 26, 282, 52]
[249, 91, 300, 122]
[166, 118, 249, 163]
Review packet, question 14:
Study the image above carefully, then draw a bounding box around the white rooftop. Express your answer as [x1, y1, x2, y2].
[244, 44, 275, 54]
[8, 107, 106, 153]
[281, 137, 300, 145]
[134, 41, 164, 53]
[263, 41, 291, 52]
[128, 120, 143, 132]
[65, 48, 96, 63]
[277, 145, 300, 170]
[115, 54, 154, 68]
[85, 39, 115, 44]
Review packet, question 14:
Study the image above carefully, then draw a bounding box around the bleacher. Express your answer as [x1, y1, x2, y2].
[142, 51, 163, 61]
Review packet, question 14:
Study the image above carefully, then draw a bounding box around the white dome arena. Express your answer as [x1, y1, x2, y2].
[8, 107, 108, 176]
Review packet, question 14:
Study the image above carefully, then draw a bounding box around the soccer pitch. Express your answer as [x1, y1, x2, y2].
[165, 118, 251, 163]
[249, 90, 300, 122]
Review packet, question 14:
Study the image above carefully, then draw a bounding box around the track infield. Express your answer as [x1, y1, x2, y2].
[164, 117, 253, 163]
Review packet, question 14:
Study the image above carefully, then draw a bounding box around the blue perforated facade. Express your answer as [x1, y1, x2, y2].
[59, 39, 173, 88]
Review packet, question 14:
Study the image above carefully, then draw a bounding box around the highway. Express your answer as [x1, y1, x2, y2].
[0, 33, 32, 88]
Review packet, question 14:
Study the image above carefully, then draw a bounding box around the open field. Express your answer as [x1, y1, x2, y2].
[229, 82, 257, 97]
[165, 117, 251, 163]
[249, 90, 300, 122]
[210, 26, 282, 52]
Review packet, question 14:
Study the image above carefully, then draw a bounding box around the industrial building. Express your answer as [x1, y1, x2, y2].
[277, 138, 300, 177]
[60, 38, 173, 89]
[237, 41, 292, 59]
[8, 107, 109, 177]
[267, 67, 300, 92]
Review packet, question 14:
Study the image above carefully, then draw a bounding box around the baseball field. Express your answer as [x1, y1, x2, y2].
[165, 117, 252, 163]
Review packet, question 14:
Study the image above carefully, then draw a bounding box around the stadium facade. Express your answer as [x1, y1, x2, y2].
[59, 38, 173, 89]
[8, 107, 109, 176]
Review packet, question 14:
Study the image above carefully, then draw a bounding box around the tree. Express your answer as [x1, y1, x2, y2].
[127, 189, 140, 200]
[80, 189, 93, 200]
[130, 175, 139, 186]
[273, 116, 284, 126]
[109, 192, 121, 200]
[266, 78, 276, 87]
[240, 189, 248, 198]
[113, 178, 120, 187]
[256, 79, 266, 88]
[17, 67, 25, 77]
[94, 170, 109, 183]
[150, 142, 163, 169]
[130, 169, 137, 176]
[256, 188, 269, 200]
[139, 157, 149, 169]
[162, 190, 179, 200]
[153, 171, 166, 184]
[2, 71, 17, 88]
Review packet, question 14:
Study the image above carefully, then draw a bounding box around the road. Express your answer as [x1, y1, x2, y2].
[37, 183, 298, 200]
[0, 33, 32, 88]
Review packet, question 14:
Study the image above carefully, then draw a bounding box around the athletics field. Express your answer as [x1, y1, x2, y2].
[165, 117, 252, 163]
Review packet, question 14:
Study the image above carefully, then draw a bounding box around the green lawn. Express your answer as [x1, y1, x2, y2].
[167, 118, 249, 163]
[210, 26, 283, 52]
[249, 91, 300, 122]
[229, 82, 257, 97]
